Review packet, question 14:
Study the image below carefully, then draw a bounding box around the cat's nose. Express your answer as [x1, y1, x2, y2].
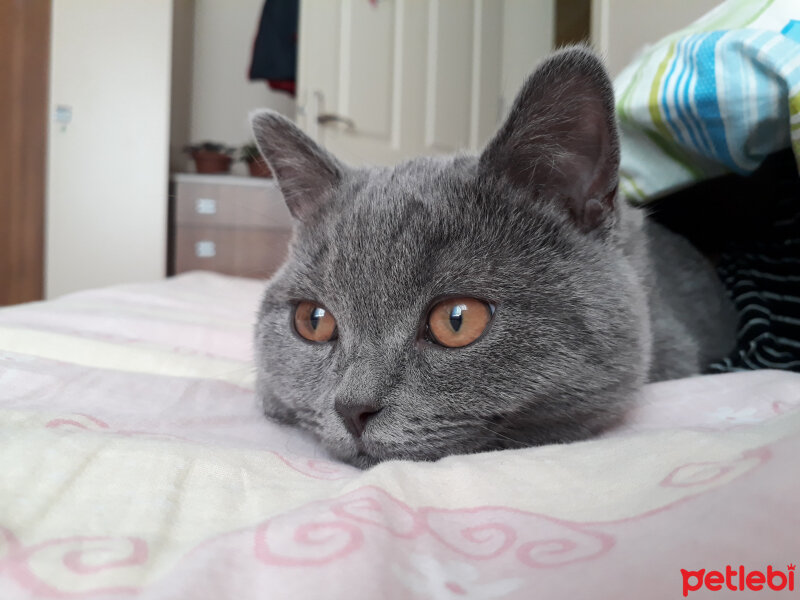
[335, 400, 382, 438]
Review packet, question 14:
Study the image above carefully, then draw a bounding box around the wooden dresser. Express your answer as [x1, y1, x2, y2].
[170, 174, 293, 279]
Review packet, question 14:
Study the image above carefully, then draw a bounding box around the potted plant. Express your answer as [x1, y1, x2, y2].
[240, 142, 272, 178]
[184, 142, 236, 174]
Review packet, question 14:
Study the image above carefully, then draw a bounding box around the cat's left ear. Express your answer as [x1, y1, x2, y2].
[479, 46, 619, 232]
[250, 110, 345, 222]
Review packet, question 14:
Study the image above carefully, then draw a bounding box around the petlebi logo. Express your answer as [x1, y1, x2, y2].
[681, 564, 795, 596]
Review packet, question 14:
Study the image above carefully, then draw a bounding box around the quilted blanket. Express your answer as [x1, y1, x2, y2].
[0, 272, 798, 599]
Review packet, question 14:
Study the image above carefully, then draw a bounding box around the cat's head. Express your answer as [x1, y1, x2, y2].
[251, 47, 650, 467]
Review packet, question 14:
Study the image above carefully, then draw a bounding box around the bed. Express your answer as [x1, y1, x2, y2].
[0, 271, 798, 599]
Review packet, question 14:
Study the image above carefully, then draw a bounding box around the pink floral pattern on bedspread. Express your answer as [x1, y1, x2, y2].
[0, 272, 798, 599]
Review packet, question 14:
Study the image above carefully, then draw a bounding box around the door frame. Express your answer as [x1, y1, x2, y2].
[0, 0, 50, 306]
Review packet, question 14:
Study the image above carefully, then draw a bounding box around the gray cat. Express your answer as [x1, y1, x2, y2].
[251, 46, 736, 468]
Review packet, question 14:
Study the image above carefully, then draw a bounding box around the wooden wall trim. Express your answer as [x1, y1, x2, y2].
[0, 0, 50, 306]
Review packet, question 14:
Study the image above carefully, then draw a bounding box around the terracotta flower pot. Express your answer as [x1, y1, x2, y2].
[191, 151, 232, 174]
[247, 157, 273, 178]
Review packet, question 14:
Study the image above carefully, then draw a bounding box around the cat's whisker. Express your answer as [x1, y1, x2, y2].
[469, 420, 528, 448]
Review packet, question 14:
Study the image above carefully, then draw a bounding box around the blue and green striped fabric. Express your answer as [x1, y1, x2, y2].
[615, 0, 800, 203]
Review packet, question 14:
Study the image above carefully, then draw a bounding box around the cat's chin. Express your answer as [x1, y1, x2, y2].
[337, 449, 433, 469]
[335, 442, 509, 469]
[328, 437, 389, 469]
[326, 439, 409, 469]
[328, 436, 500, 469]
[346, 452, 382, 469]
[326, 411, 632, 469]
[323, 442, 380, 469]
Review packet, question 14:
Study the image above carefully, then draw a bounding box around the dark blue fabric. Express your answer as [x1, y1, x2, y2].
[648, 148, 800, 374]
[709, 209, 800, 373]
[248, 0, 299, 82]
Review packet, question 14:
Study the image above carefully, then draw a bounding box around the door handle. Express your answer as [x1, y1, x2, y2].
[317, 113, 356, 131]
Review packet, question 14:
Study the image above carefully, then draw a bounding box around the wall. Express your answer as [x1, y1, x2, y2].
[46, 0, 173, 298]
[500, 0, 555, 119]
[592, 0, 724, 77]
[189, 0, 295, 174]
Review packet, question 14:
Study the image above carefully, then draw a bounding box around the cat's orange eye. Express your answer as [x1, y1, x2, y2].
[427, 297, 493, 348]
[294, 301, 338, 343]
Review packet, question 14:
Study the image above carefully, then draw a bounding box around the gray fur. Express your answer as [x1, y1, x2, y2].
[251, 46, 736, 468]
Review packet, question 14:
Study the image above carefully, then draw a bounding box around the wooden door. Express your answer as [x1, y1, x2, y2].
[0, 0, 50, 306]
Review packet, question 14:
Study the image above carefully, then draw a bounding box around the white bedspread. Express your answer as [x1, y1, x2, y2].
[0, 272, 798, 599]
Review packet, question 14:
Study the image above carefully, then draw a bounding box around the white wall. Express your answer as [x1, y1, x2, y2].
[46, 0, 173, 298]
[189, 0, 295, 174]
[592, 0, 724, 77]
[500, 0, 555, 119]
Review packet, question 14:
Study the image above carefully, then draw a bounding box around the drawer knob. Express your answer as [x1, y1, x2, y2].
[195, 241, 216, 258]
[195, 198, 217, 215]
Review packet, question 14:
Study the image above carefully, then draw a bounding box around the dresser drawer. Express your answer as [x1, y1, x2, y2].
[174, 180, 292, 229]
[173, 226, 292, 279]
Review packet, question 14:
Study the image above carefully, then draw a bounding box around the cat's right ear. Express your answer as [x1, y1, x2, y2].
[250, 110, 344, 222]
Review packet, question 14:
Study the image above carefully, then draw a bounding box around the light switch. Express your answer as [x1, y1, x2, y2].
[55, 105, 72, 124]
[55, 105, 72, 132]
[195, 241, 216, 258]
